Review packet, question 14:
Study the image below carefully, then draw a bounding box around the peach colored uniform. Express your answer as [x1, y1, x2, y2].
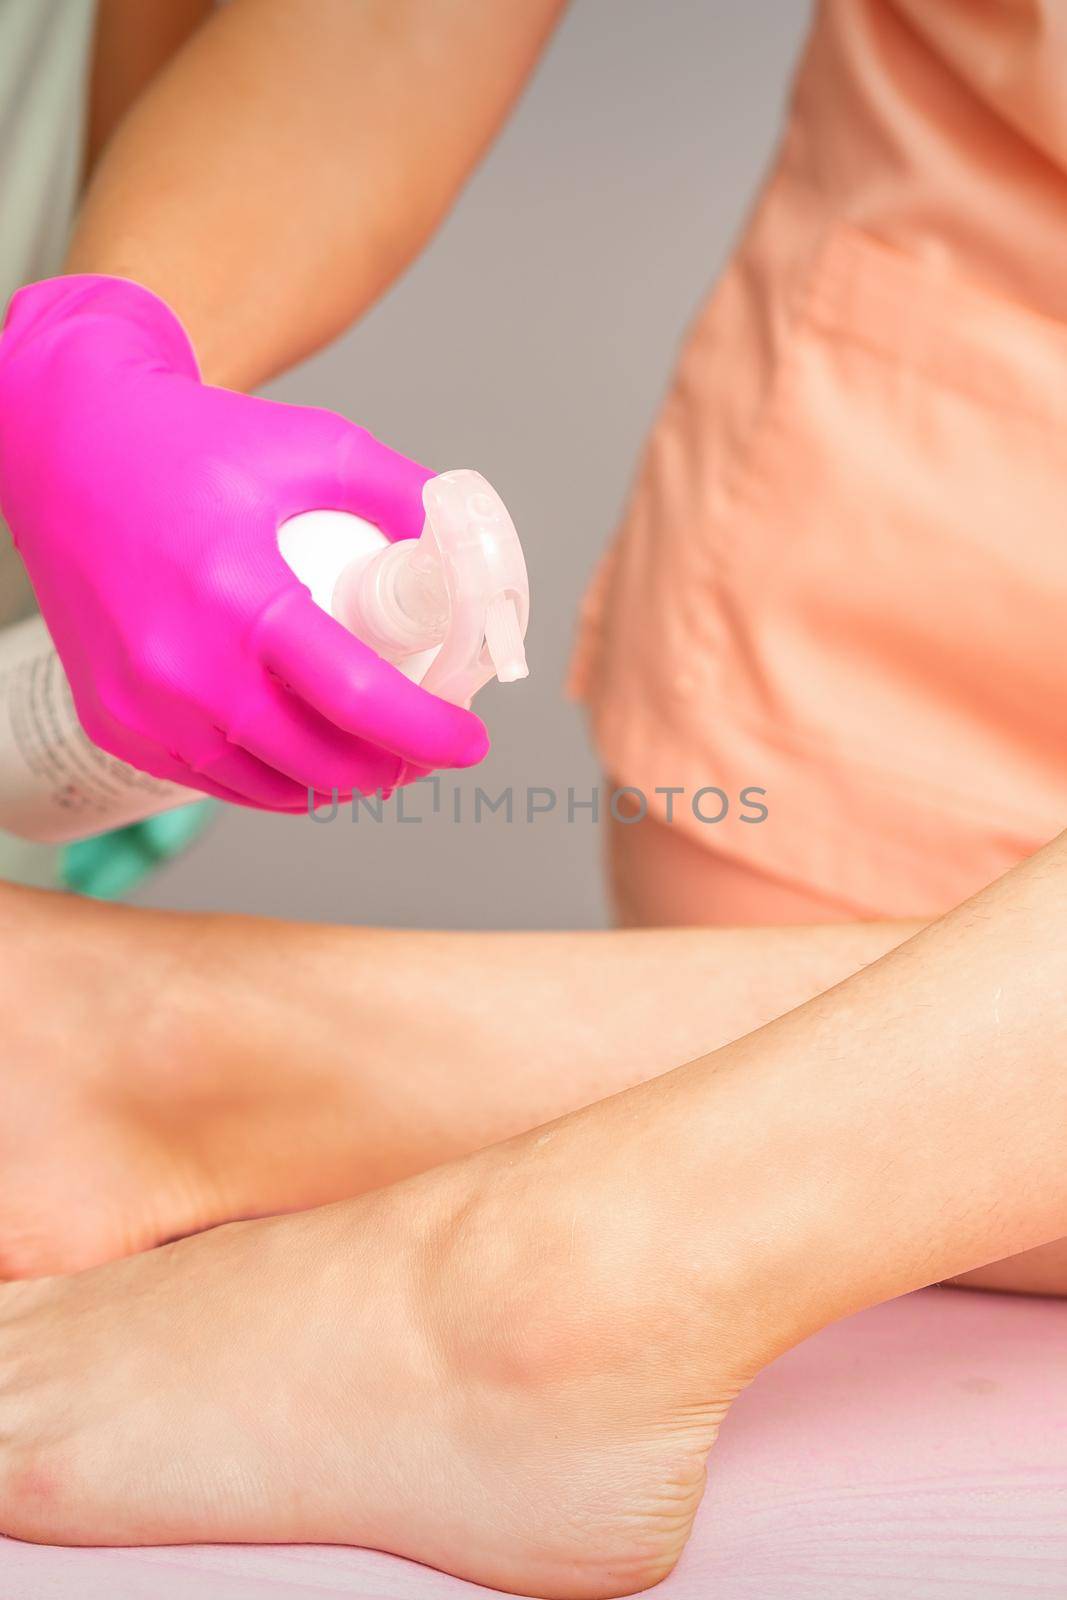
[571, 0, 1067, 919]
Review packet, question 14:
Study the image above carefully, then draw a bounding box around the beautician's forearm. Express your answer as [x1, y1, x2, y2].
[85, 0, 214, 175]
[68, 0, 567, 388]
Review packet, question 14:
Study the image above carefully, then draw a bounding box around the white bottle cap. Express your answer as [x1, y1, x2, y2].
[277, 469, 530, 708]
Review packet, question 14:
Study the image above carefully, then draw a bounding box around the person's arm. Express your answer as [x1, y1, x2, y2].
[69, 0, 569, 388]
[1, 2, 565, 807]
[84, 0, 214, 176]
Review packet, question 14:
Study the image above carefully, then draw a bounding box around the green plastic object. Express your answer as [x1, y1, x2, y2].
[59, 801, 215, 900]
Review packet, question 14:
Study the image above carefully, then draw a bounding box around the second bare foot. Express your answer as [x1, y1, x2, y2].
[0, 1078, 792, 1597]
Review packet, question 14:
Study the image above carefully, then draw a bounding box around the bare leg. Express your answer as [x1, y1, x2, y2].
[0, 880, 908, 1275]
[609, 799, 1067, 1295]
[4, 830, 1067, 1596]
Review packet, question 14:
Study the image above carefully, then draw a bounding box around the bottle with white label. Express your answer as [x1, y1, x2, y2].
[0, 469, 529, 843]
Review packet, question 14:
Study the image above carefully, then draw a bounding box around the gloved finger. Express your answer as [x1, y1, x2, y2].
[231, 680, 401, 796]
[287, 412, 432, 542]
[255, 588, 490, 771]
[166, 768, 265, 808]
[396, 761, 431, 788]
[118, 746, 308, 812]
[335, 423, 433, 542]
[190, 743, 311, 810]
[81, 707, 263, 810]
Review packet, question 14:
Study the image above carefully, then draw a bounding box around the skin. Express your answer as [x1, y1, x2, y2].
[0, 877, 913, 1277]
[4, 831, 1067, 1596]
[1, 868, 1059, 1302]
[607, 804, 1067, 1297]
[71, 0, 570, 388]
[84, 0, 215, 174]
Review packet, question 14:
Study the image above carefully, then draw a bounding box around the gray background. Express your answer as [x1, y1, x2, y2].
[135, 0, 809, 930]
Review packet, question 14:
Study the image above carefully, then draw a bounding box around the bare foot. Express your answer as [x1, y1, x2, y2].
[0, 886, 384, 1276]
[8, 827, 1067, 1593]
[946, 1237, 1067, 1296]
[0, 887, 220, 1276]
[0, 1086, 789, 1598]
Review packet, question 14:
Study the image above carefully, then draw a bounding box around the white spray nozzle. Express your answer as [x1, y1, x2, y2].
[484, 593, 528, 683]
[277, 469, 530, 710]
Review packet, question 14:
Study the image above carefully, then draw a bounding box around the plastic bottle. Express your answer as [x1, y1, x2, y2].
[0, 469, 528, 842]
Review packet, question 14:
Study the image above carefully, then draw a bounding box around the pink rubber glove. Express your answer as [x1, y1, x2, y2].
[0, 275, 489, 809]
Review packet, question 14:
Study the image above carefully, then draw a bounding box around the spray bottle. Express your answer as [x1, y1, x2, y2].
[0, 469, 529, 843]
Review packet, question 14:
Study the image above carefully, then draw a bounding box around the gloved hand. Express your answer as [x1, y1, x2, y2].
[0, 275, 489, 809]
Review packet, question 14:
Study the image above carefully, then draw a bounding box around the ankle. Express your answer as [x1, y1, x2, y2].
[421, 1101, 781, 1410]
